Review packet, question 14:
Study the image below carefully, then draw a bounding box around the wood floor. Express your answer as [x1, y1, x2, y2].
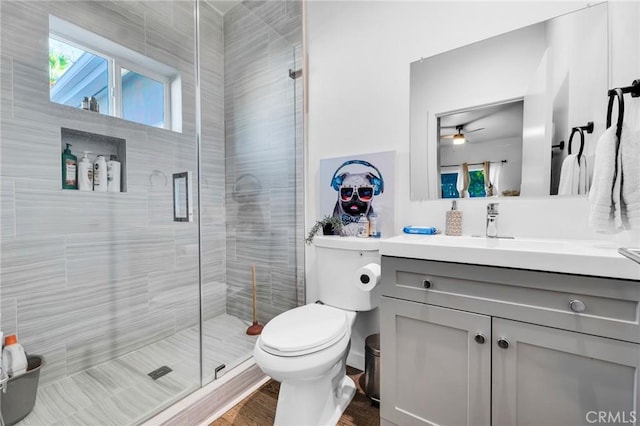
[211, 367, 380, 426]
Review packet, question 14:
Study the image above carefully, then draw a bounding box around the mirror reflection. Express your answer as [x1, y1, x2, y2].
[410, 3, 608, 200]
[438, 100, 523, 198]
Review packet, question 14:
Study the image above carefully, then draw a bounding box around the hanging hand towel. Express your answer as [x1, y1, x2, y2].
[578, 155, 589, 195]
[620, 123, 640, 229]
[588, 126, 622, 232]
[558, 154, 579, 195]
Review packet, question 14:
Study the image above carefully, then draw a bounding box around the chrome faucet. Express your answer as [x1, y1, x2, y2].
[486, 203, 499, 238]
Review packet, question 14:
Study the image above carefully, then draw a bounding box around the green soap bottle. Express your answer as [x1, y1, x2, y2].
[61, 143, 78, 189]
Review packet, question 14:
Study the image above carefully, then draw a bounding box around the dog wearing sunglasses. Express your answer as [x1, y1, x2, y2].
[331, 172, 377, 236]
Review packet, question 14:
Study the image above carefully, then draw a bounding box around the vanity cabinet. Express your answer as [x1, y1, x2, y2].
[380, 257, 640, 426]
[492, 318, 639, 426]
[380, 297, 491, 425]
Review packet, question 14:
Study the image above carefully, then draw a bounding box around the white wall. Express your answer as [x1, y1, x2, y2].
[547, 4, 609, 193]
[306, 1, 640, 369]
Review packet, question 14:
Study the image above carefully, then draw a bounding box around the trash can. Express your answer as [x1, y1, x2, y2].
[364, 333, 380, 406]
[1, 354, 45, 426]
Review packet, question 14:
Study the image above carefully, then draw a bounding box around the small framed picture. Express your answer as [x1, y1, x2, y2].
[173, 171, 193, 222]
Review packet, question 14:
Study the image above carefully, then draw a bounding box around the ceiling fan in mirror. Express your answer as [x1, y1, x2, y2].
[440, 124, 485, 144]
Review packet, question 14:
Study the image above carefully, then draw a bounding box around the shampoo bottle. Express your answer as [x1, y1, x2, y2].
[93, 155, 108, 192]
[61, 143, 77, 190]
[78, 151, 94, 191]
[2, 334, 28, 378]
[107, 155, 121, 193]
[445, 200, 463, 236]
[357, 213, 370, 238]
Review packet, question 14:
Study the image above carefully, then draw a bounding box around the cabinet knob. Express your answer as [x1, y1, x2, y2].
[474, 333, 486, 344]
[423, 279, 432, 289]
[497, 337, 510, 349]
[569, 299, 586, 313]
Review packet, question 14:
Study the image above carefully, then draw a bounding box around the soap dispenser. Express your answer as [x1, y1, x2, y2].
[61, 143, 77, 190]
[445, 200, 462, 236]
[78, 151, 94, 191]
[357, 213, 370, 238]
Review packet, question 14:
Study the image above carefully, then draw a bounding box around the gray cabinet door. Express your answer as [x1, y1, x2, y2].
[380, 296, 491, 426]
[492, 318, 640, 426]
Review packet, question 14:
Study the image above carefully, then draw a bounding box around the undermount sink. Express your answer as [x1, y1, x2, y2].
[379, 234, 640, 280]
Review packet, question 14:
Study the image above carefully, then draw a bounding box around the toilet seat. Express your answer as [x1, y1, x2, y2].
[259, 304, 349, 357]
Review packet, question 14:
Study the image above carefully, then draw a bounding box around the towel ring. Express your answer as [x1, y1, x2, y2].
[568, 128, 585, 160]
[567, 122, 592, 161]
[606, 88, 625, 141]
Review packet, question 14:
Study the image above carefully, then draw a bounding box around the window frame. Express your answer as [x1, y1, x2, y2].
[48, 33, 111, 112]
[117, 60, 171, 129]
[49, 15, 178, 131]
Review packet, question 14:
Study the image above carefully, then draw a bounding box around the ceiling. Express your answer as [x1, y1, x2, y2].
[439, 100, 524, 145]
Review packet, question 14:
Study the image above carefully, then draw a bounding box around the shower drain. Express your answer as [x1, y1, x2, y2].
[148, 365, 173, 380]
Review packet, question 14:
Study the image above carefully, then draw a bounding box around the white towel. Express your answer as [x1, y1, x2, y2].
[578, 156, 589, 195]
[588, 126, 622, 232]
[620, 123, 640, 229]
[558, 154, 580, 195]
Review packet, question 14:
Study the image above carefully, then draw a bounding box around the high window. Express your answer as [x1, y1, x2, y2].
[49, 16, 181, 131]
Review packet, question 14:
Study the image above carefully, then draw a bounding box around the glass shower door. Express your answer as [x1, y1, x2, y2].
[199, 0, 304, 386]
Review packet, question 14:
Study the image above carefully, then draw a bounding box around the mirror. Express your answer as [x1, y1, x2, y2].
[410, 3, 608, 200]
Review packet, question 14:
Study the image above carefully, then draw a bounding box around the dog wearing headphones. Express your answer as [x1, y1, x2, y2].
[329, 160, 384, 236]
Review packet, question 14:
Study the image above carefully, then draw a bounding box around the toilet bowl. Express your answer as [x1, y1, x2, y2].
[253, 236, 381, 426]
[254, 304, 357, 426]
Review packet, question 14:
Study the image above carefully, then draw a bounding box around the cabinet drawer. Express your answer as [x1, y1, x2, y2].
[382, 256, 640, 343]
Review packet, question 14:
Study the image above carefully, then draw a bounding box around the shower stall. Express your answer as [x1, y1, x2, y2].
[0, 0, 303, 424]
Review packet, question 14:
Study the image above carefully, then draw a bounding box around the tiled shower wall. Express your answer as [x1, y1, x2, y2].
[0, 0, 225, 386]
[199, 1, 228, 325]
[224, 1, 304, 324]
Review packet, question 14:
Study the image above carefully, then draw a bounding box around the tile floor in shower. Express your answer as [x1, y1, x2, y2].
[16, 314, 257, 426]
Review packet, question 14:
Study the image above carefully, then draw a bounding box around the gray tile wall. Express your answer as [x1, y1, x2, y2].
[0, 0, 224, 389]
[223, 1, 303, 325]
[200, 0, 227, 325]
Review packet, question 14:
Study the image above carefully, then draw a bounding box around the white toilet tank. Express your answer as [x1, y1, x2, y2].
[314, 236, 381, 311]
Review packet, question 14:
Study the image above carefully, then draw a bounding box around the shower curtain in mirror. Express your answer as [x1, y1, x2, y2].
[456, 162, 470, 198]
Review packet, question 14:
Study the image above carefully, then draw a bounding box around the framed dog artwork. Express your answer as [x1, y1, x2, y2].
[319, 151, 395, 237]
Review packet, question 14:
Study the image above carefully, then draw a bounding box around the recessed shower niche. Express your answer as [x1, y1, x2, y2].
[60, 127, 127, 192]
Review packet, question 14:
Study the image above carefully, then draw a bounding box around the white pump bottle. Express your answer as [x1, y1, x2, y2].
[78, 151, 93, 191]
[93, 155, 108, 192]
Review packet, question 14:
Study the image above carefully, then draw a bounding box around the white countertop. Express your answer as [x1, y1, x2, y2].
[379, 234, 640, 280]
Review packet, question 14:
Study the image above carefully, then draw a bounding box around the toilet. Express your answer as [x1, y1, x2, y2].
[254, 236, 382, 426]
